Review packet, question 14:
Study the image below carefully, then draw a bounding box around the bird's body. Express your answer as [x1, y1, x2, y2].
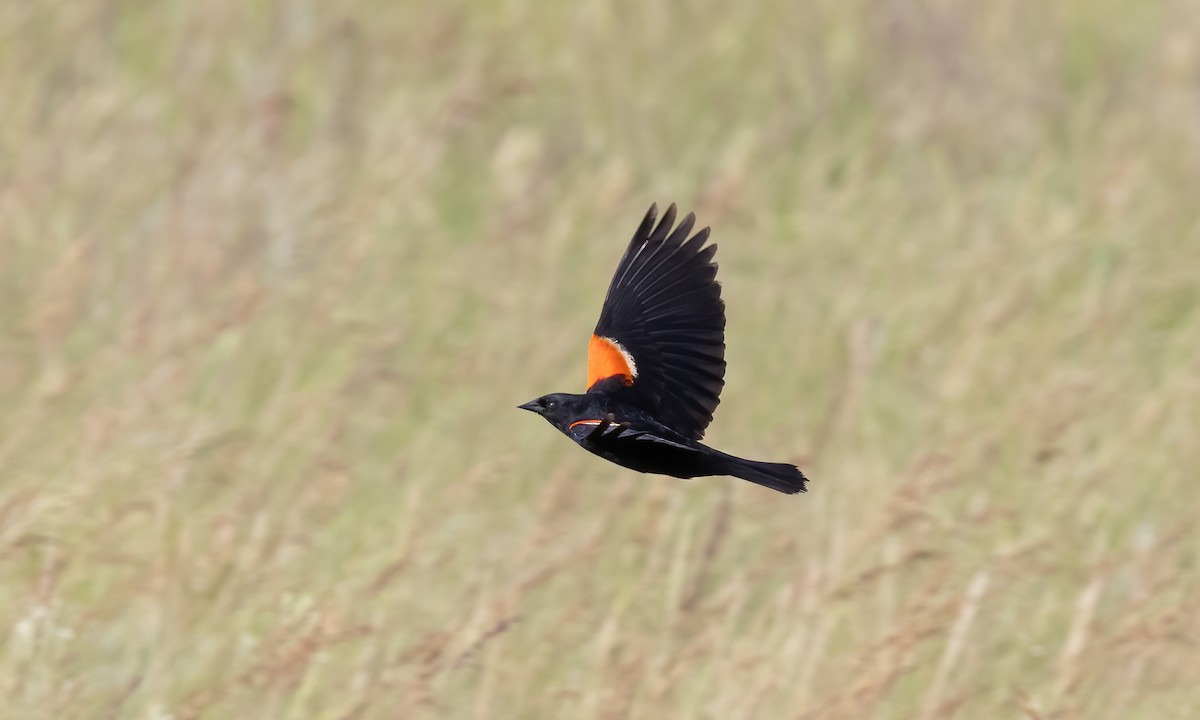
[520, 204, 808, 495]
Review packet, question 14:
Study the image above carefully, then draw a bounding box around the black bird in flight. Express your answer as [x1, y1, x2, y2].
[519, 203, 808, 494]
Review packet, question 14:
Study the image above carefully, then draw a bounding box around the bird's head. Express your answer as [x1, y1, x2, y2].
[518, 393, 575, 425]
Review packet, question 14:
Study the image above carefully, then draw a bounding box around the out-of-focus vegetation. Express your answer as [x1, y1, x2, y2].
[2, 1, 1198, 717]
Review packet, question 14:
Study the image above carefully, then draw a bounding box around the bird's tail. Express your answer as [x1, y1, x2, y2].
[720, 455, 808, 495]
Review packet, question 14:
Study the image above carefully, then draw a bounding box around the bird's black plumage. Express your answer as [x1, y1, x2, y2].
[593, 204, 726, 439]
[519, 203, 807, 495]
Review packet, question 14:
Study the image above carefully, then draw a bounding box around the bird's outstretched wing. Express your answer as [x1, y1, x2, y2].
[586, 203, 726, 440]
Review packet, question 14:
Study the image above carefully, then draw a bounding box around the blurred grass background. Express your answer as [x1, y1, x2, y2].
[2, 1, 1199, 718]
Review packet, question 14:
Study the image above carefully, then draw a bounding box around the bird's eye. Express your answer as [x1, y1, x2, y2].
[545, 399, 557, 409]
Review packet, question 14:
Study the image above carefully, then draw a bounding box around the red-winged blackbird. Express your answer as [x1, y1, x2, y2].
[519, 203, 808, 494]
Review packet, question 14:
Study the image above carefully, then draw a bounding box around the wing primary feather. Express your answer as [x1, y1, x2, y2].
[627, 240, 692, 300]
[638, 203, 658, 236]
[620, 212, 707, 304]
[664, 212, 696, 247]
[608, 204, 659, 293]
[623, 235, 678, 297]
[649, 203, 678, 244]
[634, 241, 717, 306]
[625, 226, 708, 300]
[611, 241, 650, 293]
[637, 271, 718, 310]
[681, 229, 712, 254]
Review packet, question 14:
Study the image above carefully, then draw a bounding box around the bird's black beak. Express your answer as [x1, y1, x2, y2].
[517, 400, 540, 413]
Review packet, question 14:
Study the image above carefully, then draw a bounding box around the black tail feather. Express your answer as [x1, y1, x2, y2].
[722, 457, 808, 494]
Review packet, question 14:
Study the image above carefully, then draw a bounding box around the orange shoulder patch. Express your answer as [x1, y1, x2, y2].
[587, 334, 637, 390]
